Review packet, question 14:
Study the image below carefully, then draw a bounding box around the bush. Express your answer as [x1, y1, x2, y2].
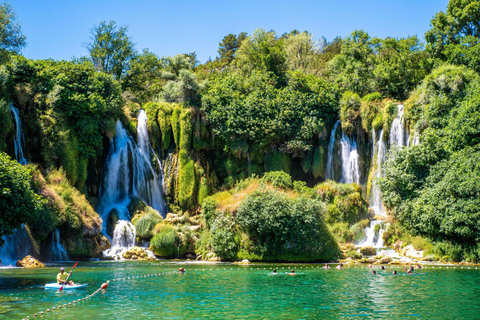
[261, 171, 293, 189]
[132, 207, 163, 239]
[339, 91, 361, 135]
[150, 224, 179, 258]
[346, 250, 362, 259]
[211, 212, 238, 260]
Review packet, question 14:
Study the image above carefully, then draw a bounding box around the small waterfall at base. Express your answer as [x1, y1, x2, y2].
[326, 120, 341, 180]
[49, 229, 69, 262]
[358, 220, 385, 248]
[0, 225, 33, 266]
[10, 105, 28, 165]
[339, 130, 360, 184]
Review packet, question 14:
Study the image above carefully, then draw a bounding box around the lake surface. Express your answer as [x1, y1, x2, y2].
[1, 261, 480, 319]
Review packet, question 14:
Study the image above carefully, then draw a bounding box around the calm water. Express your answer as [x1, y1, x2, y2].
[1, 261, 480, 319]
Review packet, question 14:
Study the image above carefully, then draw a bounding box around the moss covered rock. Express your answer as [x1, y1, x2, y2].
[16, 255, 45, 268]
[122, 246, 148, 260]
[106, 208, 119, 239]
[360, 246, 376, 256]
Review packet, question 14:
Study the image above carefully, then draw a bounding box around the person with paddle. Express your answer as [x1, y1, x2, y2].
[57, 267, 75, 286]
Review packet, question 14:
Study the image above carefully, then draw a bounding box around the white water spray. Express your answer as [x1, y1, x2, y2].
[326, 120, 341, 180]
[339, 131, 360, 184]
[49, 229, 69, 262]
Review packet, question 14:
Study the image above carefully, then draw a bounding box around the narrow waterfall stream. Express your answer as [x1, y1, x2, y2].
[48, 229, 69, 261]
[0, 106, 34, 266]
[98, 110, 166, 259]
[325, 120, 341, 180]
[339, 131, 360, 184]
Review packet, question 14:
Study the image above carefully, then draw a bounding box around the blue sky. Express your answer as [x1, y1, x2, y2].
[13, 0, 449, 64]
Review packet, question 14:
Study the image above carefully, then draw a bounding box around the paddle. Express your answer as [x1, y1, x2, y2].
[59, 261, 78, 291]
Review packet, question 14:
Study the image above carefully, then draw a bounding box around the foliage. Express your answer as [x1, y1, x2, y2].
[261, 170, 293, 189]
[202, 70, 338, 157]
[132, 207, 163, 239]
[339, 91, 361, 135]
[218, 32, 248, 65]
[0, 2, 26, 62]
[210, 212, 238, 260]
[236, 189, 340, 261]
[150, 224, 180, 258]
[0, 152, 43, 245]
[86, 20, 136, 80]
[177, 150, 196, 209]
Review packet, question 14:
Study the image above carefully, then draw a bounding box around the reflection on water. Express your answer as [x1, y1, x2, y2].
[1, 262, 480, 319]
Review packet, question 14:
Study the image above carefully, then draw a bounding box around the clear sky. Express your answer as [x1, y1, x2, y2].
[13, 0, 449, 64]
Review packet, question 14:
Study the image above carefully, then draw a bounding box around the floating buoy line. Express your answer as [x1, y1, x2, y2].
[22, 264, 479, 319]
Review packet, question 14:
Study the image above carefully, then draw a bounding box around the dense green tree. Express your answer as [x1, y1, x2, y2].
[235, 28, 286, 78]
[86, 20, 136, 80]
[122, 49, 165, 104]
[218, 32, 247, 65]
[0, 2, 26, 62]
[0, 153, 43, 245]
[283, 31, 320, 74]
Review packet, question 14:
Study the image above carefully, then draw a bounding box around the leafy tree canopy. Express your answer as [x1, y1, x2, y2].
[0, 2, 26, 62]
[87, 20, 136, 80]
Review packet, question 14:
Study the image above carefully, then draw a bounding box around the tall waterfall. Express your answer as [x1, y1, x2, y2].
[369, 129, 387, 216]
[98, 110, 166, 258]
[326, 120, 341, 180]
[10, 105, 28, 165]
[339, 131, 360, 184]
[49, 229, 69, 262]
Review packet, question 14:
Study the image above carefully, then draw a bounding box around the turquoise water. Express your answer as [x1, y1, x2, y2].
[1, 261, 480, 319]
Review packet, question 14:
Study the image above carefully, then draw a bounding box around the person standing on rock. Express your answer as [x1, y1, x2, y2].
[57, 267, 74, 285]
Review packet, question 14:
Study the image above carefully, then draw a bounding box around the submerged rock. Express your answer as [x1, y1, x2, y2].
[16, 255, 45, 268]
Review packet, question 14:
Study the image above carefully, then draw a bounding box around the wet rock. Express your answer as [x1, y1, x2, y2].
[16, 255, 45, 268]
[127, 196, 147, 215]
[360, 246, 376, 256]
[380, 256, 392, 264]
[234, 259, 251, 265]
[106, 208, 119, 238]
[99, 236, 111, 251]
[196, 254, 202, 260]
[367, 257, 377, 264]
[185, 253, 195, 259]
[392, 240, 405, 251]
[99, 255, 114, 261]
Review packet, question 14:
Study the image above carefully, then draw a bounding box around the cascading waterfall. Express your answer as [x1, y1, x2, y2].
[49, 229, 69, 262]
[98, 110, 166, 259]
[339, 131, 360, 184]
[370, 129, 387, 217]
[389, 104, 406, 147]
[1, 107, 32, 266]
[326, 120, 341, 180]
[357, 220, 385, 248]
[10, 105, 28, 165]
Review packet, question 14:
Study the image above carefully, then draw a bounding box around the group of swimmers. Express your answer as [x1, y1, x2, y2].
[370, 263, 421, 275]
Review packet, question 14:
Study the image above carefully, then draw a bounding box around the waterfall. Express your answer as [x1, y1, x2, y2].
[98, 111, 167, 223]
[412, 132, 420, 145]
[0, 226, 33, 266]
[48, 229, 69, 262]
[389, 105, 406, 147]
[10, 105, 28, 165]
[358, 220, 385, 248]
[325, 120, 341, 180]
[102, 220, 137, 259]
[339, 131, 360, 184]
[369, 129, 387, 216]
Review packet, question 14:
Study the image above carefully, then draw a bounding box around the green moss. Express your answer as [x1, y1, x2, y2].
[158, 103, 173, 151]
[340, 91, 361, 135]
[171, 106, 181, 149]
[133, 207, 163, 239]
[265, 151, 291, 174]
[197, 176, 209, 206]
[0, 100, 13, 152]
[179, 108, 193, 151]
[300, 148, 314, 173]
[177, 150, 196, 209]
[150, 224, 180, 258]
[311, 147, 325, 178]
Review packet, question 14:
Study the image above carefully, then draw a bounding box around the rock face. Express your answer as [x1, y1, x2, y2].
[16, 255, 45, 268]
[122, 246, 148, 260]
[380, 256, 392, 264]
[360, 246, 376, 256]
[99, 236, 111, 251]
[401, 245, 424, 258]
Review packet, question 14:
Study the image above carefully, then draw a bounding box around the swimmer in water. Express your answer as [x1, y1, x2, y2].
[410, 266, 415, 273]
[178, 268, 186, 273]
[336, 263, 343, 270]
[392, 270, 397, 275]
[372, 270, 376, 275]
[323, 263, 330, 269]
[288, 269, 296, 275]
[407, 268, 412, 274]
[368, 264, 373, 269]
[381, 266, 385, 270]
[273, 269, 277, 274]
[417, 263, 422, 269]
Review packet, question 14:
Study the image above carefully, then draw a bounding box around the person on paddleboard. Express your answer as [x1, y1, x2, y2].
[57, 267, 74, 285]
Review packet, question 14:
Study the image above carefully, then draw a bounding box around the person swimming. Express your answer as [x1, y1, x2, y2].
[323, 263, 330, 269]
[178, 268, 186, 273]
[336, 263, 343, 270]
[288, 269, 295, 275]
[392, 270, 397, 275]
[381, 266, 385, 270]
[57, 267, 74, 285]
[368, 264, 373, 269]
[417, 263, 422, 269]
[372, 270, 377, 275]
[410, 266, 415, 272]
[273, 269, 277, 274]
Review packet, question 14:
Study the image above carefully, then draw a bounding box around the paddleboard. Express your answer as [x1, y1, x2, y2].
[44, 283, 88, 290]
